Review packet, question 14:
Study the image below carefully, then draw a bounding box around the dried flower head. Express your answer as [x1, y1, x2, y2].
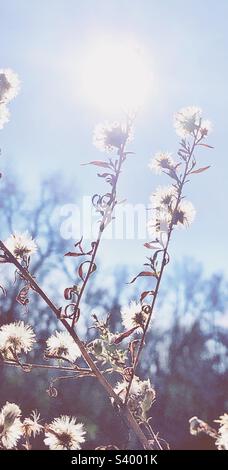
[0, 103, 10, 129]
[200, 119, 212, 137]
[0, 69, 20, 104]
[148, 208, 172, 237]
[22, 411, 43, 438]
[189, 416, 206, 436]
[215, 413, 228, 450]
[4, 231, 37, 259]
[149, 152, 175, 174]
[44, 415, 86, 450]
[46, 331, 81, 362]
[0, 321, 36, 359]
[0, 402, 21, 430]
[174, 105, 212, 140]
[173, 200, 196, 227]
[113, 376, 155, 417]
[174, 106, 202, 137]
[0, 402, 23, 449]
[93, 121, 132, 152]
[151, 185, 177, 209]
[114, 376, 143, 401]
[121, 301, 149, 332]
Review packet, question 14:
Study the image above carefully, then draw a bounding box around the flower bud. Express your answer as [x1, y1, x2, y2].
[93, 339, 103, 355]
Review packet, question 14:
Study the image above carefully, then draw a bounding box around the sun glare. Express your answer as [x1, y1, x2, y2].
[81, 40, 151, 113]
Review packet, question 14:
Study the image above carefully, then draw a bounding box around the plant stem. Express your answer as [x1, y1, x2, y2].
[0, 240, 150, 449]
[124, 134, 198, 404]
[72, 144, 125, 327]
[1, 360, 94, 374]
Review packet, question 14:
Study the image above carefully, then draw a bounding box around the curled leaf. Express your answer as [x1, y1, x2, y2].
[114, 327, 138, 344]
[78, 261, 96, 282]
[64, 304, 80, 323]
[140, 290, 155, 302]
[128, 271, 157, 284]
[65, 239, 96, 257]
[16, 284, 30, 306]
[129, 339, 140, 364]
[64, 286, 80, 300]
[46, 385, 58, 398]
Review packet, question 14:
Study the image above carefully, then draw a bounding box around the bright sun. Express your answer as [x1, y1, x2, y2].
[81, 40, 151, 113]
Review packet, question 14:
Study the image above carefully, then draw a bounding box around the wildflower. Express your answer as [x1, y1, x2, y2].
[148, 208, 172, 236]
[46, 331, 81, 362]
[121, 301, 149, 331]
[0, 321, 36, 359]
[149, 152, 175, 174]
[174, 106, 202, 137]
[174, 105, 213, 140]
[113, 376, 155, 417]
[0, 402, 21, 430]
[4, 231, 37, 259]
[114, 376, 143, 401]
[93, 121, 132, 152]
[215, 413, 228, 450]
[173, 200, 196, 227]
[44, 415, 86, 450]
[0, 69, 20, 104]
[22, 411, 43, 438]
[0, 103, 10, 129]
[0, 402, 23, 449]
[150, 185, 177, 209]
[200, 119, 213, 137]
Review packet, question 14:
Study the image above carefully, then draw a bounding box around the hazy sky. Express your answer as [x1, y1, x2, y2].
[1, 0, 228, 276]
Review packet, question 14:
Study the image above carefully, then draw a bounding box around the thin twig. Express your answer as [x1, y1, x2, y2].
[124, 133, 200, 404]
[71, 120, 130, 328]
[1, 360, 94, 374]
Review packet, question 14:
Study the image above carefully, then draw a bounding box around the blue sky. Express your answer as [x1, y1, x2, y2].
[1, 0, 228, 276]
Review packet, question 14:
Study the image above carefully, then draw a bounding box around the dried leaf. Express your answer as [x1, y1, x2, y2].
[128, 271, 157, 284]
[144, 242, 160, 250]
[64, 287, 74, 300]
[190, 165, 210, 174]
[78, 261, 96, 282]
[114, 327, 138, 344]
[197, 143, 214, 149]
[46, 386, 58, 398]
[65, 240, 96, 257]
[81, 161, 112, 168]
[129, 339, 140, 363]
[140, 290, 155, 302]
[16, 285, 30, 306]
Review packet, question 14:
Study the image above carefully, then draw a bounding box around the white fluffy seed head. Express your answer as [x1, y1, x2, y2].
[4, 231, 37, 259]
[44, 415, 86, 450]
[149, 152, 175, 174]
[0, 321, 36, 359]
[93, 121, 133, 152]
[46, 331, 81, 362]
[0, 69, 20, 104]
